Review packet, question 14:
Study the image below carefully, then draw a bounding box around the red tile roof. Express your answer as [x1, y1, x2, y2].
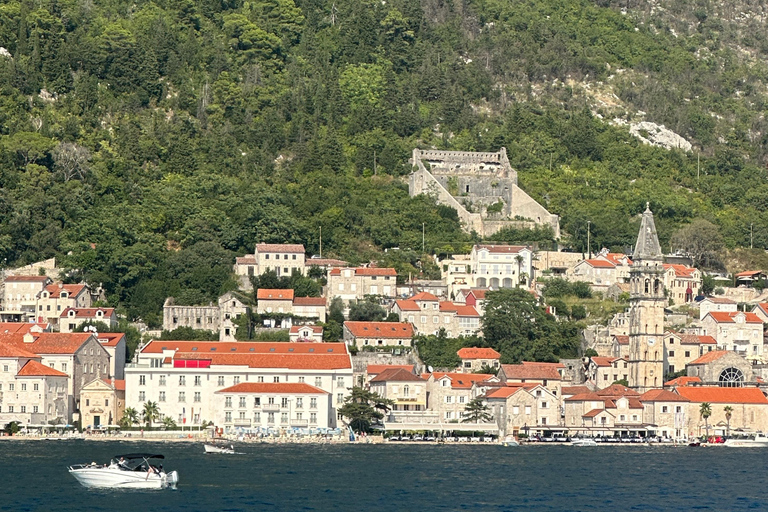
[0, 342, 40, 359]
[602, 253, 632, 266]
[411, 292, 439, 301]
[591, 356, 622, 367]
[328, 267, 397, 276]
[367, 364, 414, 376]
[292, 297, 326, 306]
[45, 283, 87, 298]
[582, 408, 606, 418]
[475, 245, 528, 254]
[501, 362, 562, 381]
[439, 301, 459, 312]
[289, 325, 323, 334]
[640, 389, 690, 402]
[706, 311, 762, 324]
[596, 384, 640, 398]
[395, 300, 420, 311]
[102, 378, 126, 391]
[141, 341, 347, 355]
[663, 264, 698, 277]
[60, 307, 115, 319]
[457, 347, 500, 360]
[96, 333, 126, 347]
[613, 335, 629, 345]
[735, 270, 762, 278]
[0, 323, 46, 335]
[17, 359, 67, 377]
[235, 256, 257, 265]
[583, 259, 616, 268]
[565, 392, 603, 402]
[344, 321, 414, 338]
[664, 376, 702, 387]
[370, 368, 425, 382]
[562, 386, 592, 396]
[257, 289, 294, 300]
[4, 275, 50, 282]
[469, 289, 488, 299]
[217, 382, 327, 394]
[2, 332, 94, 355]
[431, 372, 494, 389]
[180, 353, 351, 370]
[485, 386, 528, 399]
[703, 297, 737, 304]
[754, 303, 768, 315]
[455, 305, 480, 317]
[679, 334, 717, 345]
[688, 350, 729, 365]
[255, 243, 305, 254]
[675, 386, 768, 404]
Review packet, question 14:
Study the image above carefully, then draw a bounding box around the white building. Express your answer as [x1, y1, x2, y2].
[234, 244, 307, 288]
[326, 267, 397, 303]
[700, 311, 764, 361]
[124, 341, 353, 428]
[0, 354, 69, 428]
[214, 382, 331, 432]
[59, 308, 118, 333]
[469, 245, 534, 289]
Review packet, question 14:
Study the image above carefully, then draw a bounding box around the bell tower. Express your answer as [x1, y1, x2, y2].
[627, 203, 665, 392]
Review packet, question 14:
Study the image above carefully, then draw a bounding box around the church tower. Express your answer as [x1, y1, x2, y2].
[627, 203, 665, 392]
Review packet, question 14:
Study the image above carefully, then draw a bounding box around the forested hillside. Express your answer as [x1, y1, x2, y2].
[1, 0, 768, 325]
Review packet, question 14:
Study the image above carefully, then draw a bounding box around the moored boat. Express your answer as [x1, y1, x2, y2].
[724, 433, 768, 447]
[204, 440, 236, 454]
[68, 453, 178, 489]
[571, 439, 598, 447]
[501, 436, 520, 446]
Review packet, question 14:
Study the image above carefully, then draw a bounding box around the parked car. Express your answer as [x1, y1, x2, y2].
[412, 434, 424, 441]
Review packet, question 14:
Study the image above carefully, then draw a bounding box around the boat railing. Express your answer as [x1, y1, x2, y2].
[69, 463, 106, 470]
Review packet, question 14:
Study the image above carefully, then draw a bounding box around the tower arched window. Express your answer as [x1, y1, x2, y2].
[718, 368, 744, 387]
[654, 279, 661, 294]
[645, 279, 650, 293]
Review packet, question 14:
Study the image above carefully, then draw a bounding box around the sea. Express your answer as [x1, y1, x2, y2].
[1, 440, 766, 511]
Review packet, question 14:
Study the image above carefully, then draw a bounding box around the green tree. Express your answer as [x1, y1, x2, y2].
[338, 387, 394, 432]
[670, 219, 724, 270]
[724, 406, 733, 436]
[162, 416, 178, 430]
[348, 298, 386, 321]
[122, 407, 140, 427]
[700, 402, 712, 438]
[3, 421, 21, 436]
[462, 397, 493, 423]
[700, 274, 716, 296]
[142, 401, 161, 428]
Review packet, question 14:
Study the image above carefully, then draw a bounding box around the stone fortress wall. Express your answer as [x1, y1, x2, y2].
[409, 148, 560, 238]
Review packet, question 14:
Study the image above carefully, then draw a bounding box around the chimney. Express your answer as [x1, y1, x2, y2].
[58, 282, 63, 289]
[23, 333, 34, 344]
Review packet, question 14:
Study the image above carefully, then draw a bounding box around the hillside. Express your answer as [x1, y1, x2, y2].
[0, 0, 767, 324]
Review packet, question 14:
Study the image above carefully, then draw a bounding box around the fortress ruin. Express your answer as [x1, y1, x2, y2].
[409, 148, 560, 238]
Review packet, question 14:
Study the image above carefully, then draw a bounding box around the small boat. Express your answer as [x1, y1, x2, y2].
[571, 439, 598, 447]
[724, 433, 768, 447]
[501, 436, 520, 447]
[204, 440, 236, 454]
[69, 453, 178, 489]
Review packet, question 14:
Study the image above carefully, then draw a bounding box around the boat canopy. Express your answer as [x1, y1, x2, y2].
[114, 453, 165, 460]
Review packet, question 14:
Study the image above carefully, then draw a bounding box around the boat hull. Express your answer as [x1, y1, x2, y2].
[69, 467, 177, 489]
[723, 440, 768, 447]
[204, 444, 235, 454]
[571, 440, 598, 447]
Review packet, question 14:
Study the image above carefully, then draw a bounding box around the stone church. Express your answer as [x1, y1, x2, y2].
[408, 148, 560, 238]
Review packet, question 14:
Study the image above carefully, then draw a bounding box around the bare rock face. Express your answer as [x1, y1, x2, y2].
[628, 121, 693, 152]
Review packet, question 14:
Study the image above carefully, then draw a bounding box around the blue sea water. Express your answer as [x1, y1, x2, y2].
[1, 440, 765, 511]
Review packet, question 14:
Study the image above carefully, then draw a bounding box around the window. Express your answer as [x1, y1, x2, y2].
[310, 398, 317, 409]
[258, 376, 264, 383]
[315, 377, 322, 387]
[194, 392, 201, 403]
[298, 377, 305, 383]
[296, 398, 303, 408]
[159, 375, 166, 386]
[33, 406, 38, 413]
[268, 413, 275, 423]
[234, 376, 240, 384]
[310, 413, 317, 424]
[662, 406, 668, 413]
[8, 384, 13, 391]
[445, 396, 453, 404]
[273, 376, 280, 383]
[7, 406, 12, 413]
[254, 397, 261, 407]
[225, 412, 232, 422]
[337, 393, 344, 404]
[240, 397, 247, 408]
[525, 406, 531, 415]
[685, 351, 690, 358]
[139, 391, 146, 402]
[513, 406, 520, 415]
[179, 376, 186, 386]
[459, 396, 465, 404]
[296, 412, 303, 421]
[33, 384, 38, 391]
[139, 375, 146, 386]
[225, 397, 233, 408]
[281, 412, 288, 423]
[159, 391, 166, 402]
[86, 399, 89, 406]
[254, 412, 261, 423]
[669, 351, 675, 357]
[20, 406, 26, 413]
[179, 392, 186, 403]
[62, 363, 67, 372]
[268, 397, 275, 405]
[675, 406, 682, 413]
[603, 374, 608, 381]
[105, 399, 109, 406]
[337, 377, 345, 388]
[2, 365, 7, 372]
[194, 376, 202, 386]
[281, 398, 288, 408]
[21, 383, 26, 391]
[218, 376, 225, 386]
[541, 401, 548, 409]
[541, 417, 547, 425]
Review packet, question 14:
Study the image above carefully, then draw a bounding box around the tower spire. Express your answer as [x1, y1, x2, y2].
[632, 203, 662, 261]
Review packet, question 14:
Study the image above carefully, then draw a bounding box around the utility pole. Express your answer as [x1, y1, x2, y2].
[697, 152, 700, 181]
[587, 220, 591, 259]
[422, 223, 426, 253]
[319, 226, 322, 258]
[373, 150, 377, 176]
[751, 223, 753, 249]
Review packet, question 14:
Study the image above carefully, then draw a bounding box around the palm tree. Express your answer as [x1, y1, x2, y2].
[162, 416, 177, 430]
[142, 401, 160, 428]
[724, 406, 733, 436]
[699, 402, 712, 439]
[462, 397, 494, 423]
[515, 255, 524, 287]
[122, 407, 139, 427]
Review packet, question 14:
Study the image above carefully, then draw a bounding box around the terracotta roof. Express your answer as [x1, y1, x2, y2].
[180, 353, 351, 370]
[485, 386, 528, 399]
[292, 297, 326, 306]
[0, 342, 40, 359]
[591, 356, 622, 367]
[679, 334, 717, 345]
[60, 307, 115, 319]
[663, 264, 698, 277]
[97, 333, 126, 347]
[565, 392, 603, 402]
[706, 312, 762, 324]
[754, 303, 768, 315]
[411, 292, 439, 301]
[664, 376, 702, 387]
[4, 275, 50, 282]
[217, 382, 327, 394]
[439, 301, 459, 312]
[255, 243, 305, 254]
[306, 258, 348, 267]
[44, 283, 87, 298]
[257, 289, 294, 300]
[596, 384, 640, 398]
[141, 341, 347, 355]
[457, 347, 500, 360]
[582, 408, 607, 418]
[583, 259, 616, 268]
[3, 332, 94, 355]
[675, 386, 768, 404]
[235, 256, 257, 265]
[17, 359, 67, 377]
[469, 289, 488, 299]
[344, 321, 414, 339]
[367, 364, 414, 375]
[102, 378, 126, 391]
[454, 305, 480, 317]
[370, 368, 425, 383]
[688, 350, 730, 365]
[475, 245, 528, 254]
[501, 362, 562, 381]
[602, 253, 632, 266]
[703, 297, 737, 304]
[289, 325, 323, 334]
[395, 300, 420, 311]
[0, 323, 46, 335]
[562, 386, 591, 396]
[356, 267, 397, 276]
[431, 372, 494, 389]
[613, 335, 629, 345]
[735, 270, 762, 278]
[640, 389, 690, 402]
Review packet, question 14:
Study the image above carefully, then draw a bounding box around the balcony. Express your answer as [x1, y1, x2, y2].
[262, 404, 280, 412]
[233, 418, 251, 427]
[291, 419, 309, 427]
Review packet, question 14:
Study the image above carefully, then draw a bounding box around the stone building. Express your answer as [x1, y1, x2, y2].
[409, 148, 560, 238]
[59, 308, 117, 333]
[498, 362, 564, 398]
[163, 292, 249, 341]
[234, 243, 307, 289]
[626, 204, 665, 392]
[699, 311, 764, 361]
[663, 332, 717, 376]
[456, 347, 501, 373]
[0, 353, 69, 429]
[674, 386, 768, 436]
[700, 297, 738, 320]
[37, 283, 92, 327]
[685, 350, 755, 386]
[325, 267, 397, 304]
[342, 321, 414, 349]
[392, 292, 480, 337]
[486, 384, 561, 436]
[1, 275, 52, 322]
[80, 377, 125, 429]
[426, 372, 494, 422]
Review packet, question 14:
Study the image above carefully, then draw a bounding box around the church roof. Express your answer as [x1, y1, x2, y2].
[632, 203, 662, 261]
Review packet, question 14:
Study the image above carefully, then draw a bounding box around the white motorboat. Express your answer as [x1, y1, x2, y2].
[571, 439, 598, 447]
[501, 436, 520, 447]
[69, 453, 179, 489]
[204, 442, 236, 454]
[724, 433, 768, 447]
